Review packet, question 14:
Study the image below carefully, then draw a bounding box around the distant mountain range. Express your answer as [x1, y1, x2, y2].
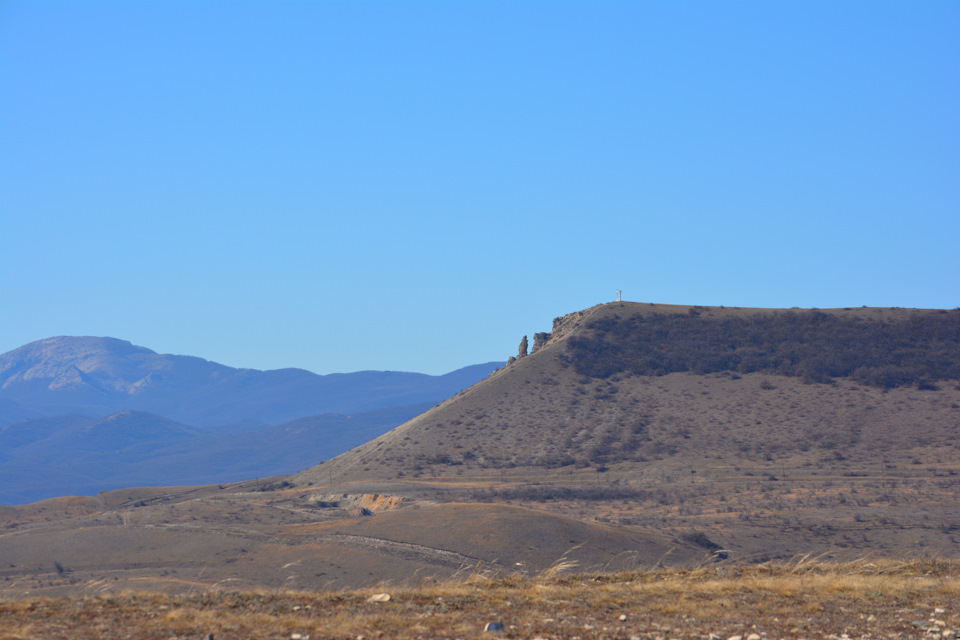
[0, 336, 501, 428]
[0, 337, 502, 504]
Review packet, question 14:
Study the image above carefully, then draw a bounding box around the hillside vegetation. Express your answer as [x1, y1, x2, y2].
[567, 306, 960, 388]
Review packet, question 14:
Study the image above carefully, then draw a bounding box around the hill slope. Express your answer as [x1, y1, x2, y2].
[296, 303, 960, 481]
[293, 302, 960, 561]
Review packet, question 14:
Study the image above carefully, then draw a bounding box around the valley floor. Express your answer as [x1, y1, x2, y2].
[1, 560, 957, 640]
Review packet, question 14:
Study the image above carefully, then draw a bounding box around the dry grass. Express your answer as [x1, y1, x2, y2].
[1, 559, 957, 639]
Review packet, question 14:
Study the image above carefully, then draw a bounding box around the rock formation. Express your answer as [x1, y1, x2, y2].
[531, 332, 552, 353]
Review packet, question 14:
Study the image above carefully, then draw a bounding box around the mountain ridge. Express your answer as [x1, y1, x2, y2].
[0, 336, 503, 427]
[0, 402, 437, 505]
[0, 336, 502, 504]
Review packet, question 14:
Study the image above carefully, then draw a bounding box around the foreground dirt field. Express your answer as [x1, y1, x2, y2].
[1, 560, 956, 640]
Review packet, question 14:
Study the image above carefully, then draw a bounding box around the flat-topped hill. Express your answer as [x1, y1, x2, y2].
[292, 302, 960, 562]
[295, 302, 959, 484]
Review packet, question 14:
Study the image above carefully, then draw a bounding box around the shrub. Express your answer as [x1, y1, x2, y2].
[565, 309, 960, 389]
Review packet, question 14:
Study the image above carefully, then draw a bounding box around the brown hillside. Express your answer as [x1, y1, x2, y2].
[294, 303, 959, 483]
[0, 484, 700, 598]
[293, 302, 960, 562]
[311, 502, 694, 573]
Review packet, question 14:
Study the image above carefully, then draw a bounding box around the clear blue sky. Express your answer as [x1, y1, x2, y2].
[2, 1, 958, 375]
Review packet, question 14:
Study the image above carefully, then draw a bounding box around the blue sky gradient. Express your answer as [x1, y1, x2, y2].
[2, 1, 958, 374]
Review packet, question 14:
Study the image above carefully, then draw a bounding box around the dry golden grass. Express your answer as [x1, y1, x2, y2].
[1, 559, 957, 639]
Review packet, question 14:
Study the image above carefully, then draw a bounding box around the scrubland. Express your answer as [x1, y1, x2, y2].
[2, 559, 957, 640]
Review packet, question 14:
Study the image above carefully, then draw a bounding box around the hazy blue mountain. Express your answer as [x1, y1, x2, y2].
[0, 413, 94, 449]
[8, 410, 204, 458]
[0, 337, 501, 505]
[0, 398, 37, 428]
[0, 403, 433, 505]
[0, 336, 502, 428]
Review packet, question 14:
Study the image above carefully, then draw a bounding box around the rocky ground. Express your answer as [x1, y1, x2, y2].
[1, 560, 956, 639]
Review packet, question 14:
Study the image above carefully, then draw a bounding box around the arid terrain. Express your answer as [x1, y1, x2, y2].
[2, 560, 957, 639]
[1, 303, 958, 621]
